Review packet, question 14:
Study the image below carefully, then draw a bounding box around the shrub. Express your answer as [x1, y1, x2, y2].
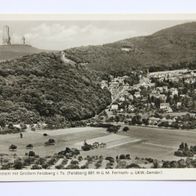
[95, 161, 102, 169]
[66, 164, 80, 169]
[13, 160, 23, 169]
[23, 157, 35, 166]
[78, 156, 83, 161]
[105, 157, 114, 163]
[28, 151, 36, 157]
[9, 144, 17, 151]
[31, 164, 42, 169]
[119, 154, 126, 159]
[107, 125, 120, 133]
[35, 158, 46, 165]
[26, 144, 33, 149]
[1, 163, 12, 170]
[71, 148, 80, 156]
[55, 164, 64, 169]
[123, 126, 129, 132]
[81, 145, 91, 151]
[70, 160, 79, 165]
[45, 138, 55, 146]
[126, 163, 140, 168]
[178, 159, 187, 168]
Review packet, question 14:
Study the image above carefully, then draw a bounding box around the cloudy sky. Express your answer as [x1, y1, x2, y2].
[0, 20, 190, 50]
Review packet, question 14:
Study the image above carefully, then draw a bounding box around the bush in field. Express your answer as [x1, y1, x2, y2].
[126, 163, 140, 168]
[162, 161, 171, 168]
[28, 151, 36, 157]
[80, 164, 89, 169]
[119, 154, 126, 160]
[78, 156, 83, 161]
[170, 161, 179, 168]
[55, 164, 64, 169]
[145, 158, 154, 163]
[71, 148, 80, 156]
[20, 123, 27, 130]
[47, 158, 57, 166]
[66, 164, 80, 169]
[81, 145, 91, 151]
[95, 160, 102, 169]
[23, 157, 35, 166]
[42, 163, 50, 169]
[58, 147, 80, 157]
[43, 133, 48, 136]
[9, 144, 17, 151]
[13, 159, 23, 169]
[123, 126, 129, 132]
[26, 144, 33, 149]
[70, 160, 79, 165]
[174, 142, 194, 157]
[105, 156, 115, 163]
[105, 162, 113, 169]
[1, 163, 12, 170]
[31, 164, 42, 169]
[116, 160, 127, 168]
[106, 125, 120, 133]
[178, 159, 187, 168]
[152, 160, 160, 168]
[45, 138, 55, 146]
[35, 158, 46, 165]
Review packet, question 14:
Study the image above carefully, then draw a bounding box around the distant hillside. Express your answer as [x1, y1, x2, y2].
[0, 44, 44, 62]
[0, 52, 111, 126]
[64, 22, 196, 75]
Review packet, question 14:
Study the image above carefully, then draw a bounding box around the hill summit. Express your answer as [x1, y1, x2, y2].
[64, 22, 196, 75]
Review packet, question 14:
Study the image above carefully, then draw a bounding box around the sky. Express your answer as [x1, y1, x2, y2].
[0, 20, 191, 50]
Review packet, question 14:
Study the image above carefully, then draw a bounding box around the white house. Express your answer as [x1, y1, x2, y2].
[111, 104, 119, 111]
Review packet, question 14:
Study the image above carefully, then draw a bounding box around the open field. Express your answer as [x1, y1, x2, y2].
[0, 126, 196, 161]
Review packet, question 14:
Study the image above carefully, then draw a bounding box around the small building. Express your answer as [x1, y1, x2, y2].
[119, 96, 125, 102]
[134, 91, 141, 98]
[121, 47, 132, 52]
[128, 94, 134, 101]
[170, 88, 178, 96]
[177, 102, 182, 109]
[111, 104, 119, 111]
[160, 103, 173, 113]
[128, 105, 134, 112]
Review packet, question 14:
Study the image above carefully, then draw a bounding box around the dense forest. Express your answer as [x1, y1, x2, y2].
[0, 52, 111, 127]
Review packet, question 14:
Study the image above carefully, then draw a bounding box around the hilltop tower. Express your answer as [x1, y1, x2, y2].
[22, 36, 26, 45]
[2, 25, 11, 45]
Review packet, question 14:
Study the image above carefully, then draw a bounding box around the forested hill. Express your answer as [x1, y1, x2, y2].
[0, 52, 111, 126]
[63, 22, 196, 75]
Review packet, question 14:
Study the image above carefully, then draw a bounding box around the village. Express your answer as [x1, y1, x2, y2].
[99, 69, 196, 129]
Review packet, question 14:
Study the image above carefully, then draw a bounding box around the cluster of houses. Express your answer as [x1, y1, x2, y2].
[100, 69, 196, 128]
[149, 69, 196, 84]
